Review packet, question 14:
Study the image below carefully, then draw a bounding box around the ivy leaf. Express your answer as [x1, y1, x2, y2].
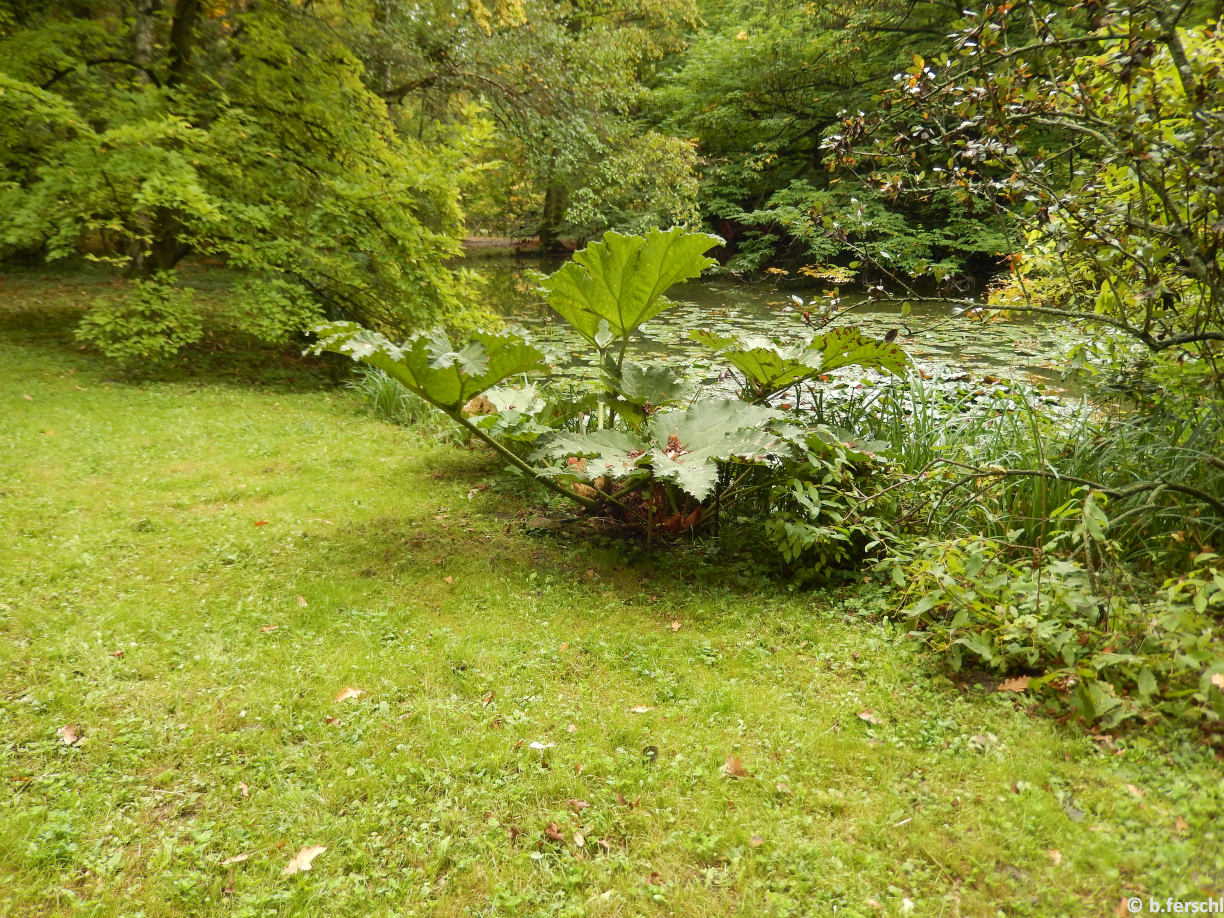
[310, 322, 547, 413]
[538, 228, 722, 345]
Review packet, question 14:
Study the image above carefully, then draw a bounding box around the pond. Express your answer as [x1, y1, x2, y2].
[467, 254, 1085, 403]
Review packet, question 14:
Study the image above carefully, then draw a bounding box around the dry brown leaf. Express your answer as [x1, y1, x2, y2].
[57, 724, 81, 746]
[334, 687, 364, 703]
[1047, 848, 1062, 865]
[857, 710, 882, 725]
[283, 845, 326, 876]
[1211, 672, 1224, 690]
[259, 624, 279, 633]
[566, 723, 578, 733]
[481, 691, 495, 707]
[749, 835, 764, 848]
[323, 716, 339, 725]
[669, 620, 682, 632]
[1175, 816, 1189, 832]
[1125, 783, 1145, 799]
[443, 576, 454, 585]
[297, 595, 308, 607]
[544, 822, 564, 843]
[111, 649, 125, 658]
[238, 782, 250, 798]
[567, 799, 591, 813]
[647, 871, 663, 885]
[629, 705, 654, 714]
[724, 754, 749, 778]
[221, 852, 252, 866]
[572, 831, 586, 847]
[997, 676, 1031, 693]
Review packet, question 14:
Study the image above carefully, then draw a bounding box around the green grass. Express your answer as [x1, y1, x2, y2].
[1, 270, 1221, 917]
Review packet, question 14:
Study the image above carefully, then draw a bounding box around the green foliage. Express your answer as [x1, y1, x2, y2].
[536, 228, 722, 348]
[692, 326, 908, 403]
[73, 274, 203, 364]
[1, 2, 486, 359]
[313, 228, 909, 574]
[536, 399, 783, 500]
[887, 525, 1224, 732]
[311, 322, 548, 414]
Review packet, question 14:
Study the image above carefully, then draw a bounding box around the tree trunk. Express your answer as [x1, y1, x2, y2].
[538, 181, 566, 253]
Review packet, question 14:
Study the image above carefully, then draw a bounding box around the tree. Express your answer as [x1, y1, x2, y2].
[354, 0, 703, 247]
[830, 0, 1224, 381]
[0, 0, 489, 360]
[648, 0, 1005, 277]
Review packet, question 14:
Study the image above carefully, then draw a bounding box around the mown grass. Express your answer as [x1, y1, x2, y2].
[1, 269, 1221, 917]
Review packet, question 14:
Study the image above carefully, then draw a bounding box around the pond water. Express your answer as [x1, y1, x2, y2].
[468, 255, 1084, 400]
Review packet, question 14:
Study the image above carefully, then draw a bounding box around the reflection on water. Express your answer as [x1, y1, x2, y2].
[465, 255, 1083, 396]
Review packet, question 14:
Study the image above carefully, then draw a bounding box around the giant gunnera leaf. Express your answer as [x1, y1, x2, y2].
[538, 228, 723, 346]
[692, 327, 909, 402]
[310, 321, 548, 413]
[534, 399, 784, 500]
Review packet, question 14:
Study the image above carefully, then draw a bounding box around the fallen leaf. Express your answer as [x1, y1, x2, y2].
[559, 642, 570, 651]
[724, 754, 749, 778]
[254, 520, 268, 527]
[283, 845, 326, 876]
[648, 871, 663, 885]
[567, 799, 590, 813]
[482, 691, 495, 707]
[259, 624, 279, 633]
[443, 576, 454, 584]
[566, 723, 578, 733]
[1125, 784, 1145, 799]
[238, 782, 250, 798]
[22, 394, 32, 400]
[1174, 816, 1188, 832]
[334, 687, 364, 702]
[544, 822, 564, 843]
[1211, 672, 1224, 690]
[749, 835, 764, 848]
[1047, 848, 1062, 865]
[629, 705, 654, 714]
[57, 724, 81, 746]
[997, 676, 1031, 692]
[669, 620, 681, 632]
[775, 782, 791, 795]
[297, 595, 308, 607]
[111, 649, 125, 658]
[43, 430, 53, 436]
[221, 852, 252, 866]
[323, 716, 340, 725]
[572, 831, 585, 847]
[857, 710, 882, 725]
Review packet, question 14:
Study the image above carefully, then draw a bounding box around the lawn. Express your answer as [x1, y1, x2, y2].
[1, 271, 1220, 917]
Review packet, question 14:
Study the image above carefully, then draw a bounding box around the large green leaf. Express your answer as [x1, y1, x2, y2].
[538, 227, 722, 346]
[690, 330, 816, 398]
[533, 429, 650, 481]
[692, 326, 909, 401]
[310, 321, 548, 413]
[535, 399, 785, 500]
[808, 326, 908, 376]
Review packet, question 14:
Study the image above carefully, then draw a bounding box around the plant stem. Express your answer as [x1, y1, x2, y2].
[445, 410, 600, 511]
